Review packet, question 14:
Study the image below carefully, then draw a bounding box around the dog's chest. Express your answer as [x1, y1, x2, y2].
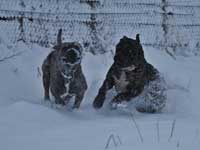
[60, 80, 70, 99]
[113, 71, 129, 93]
[60, 75, 74, 99]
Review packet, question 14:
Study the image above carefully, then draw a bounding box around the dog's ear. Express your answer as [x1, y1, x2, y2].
[57, 28, 62, 46]
[136, 34, 140, 43]
[123, 36, 128, 39]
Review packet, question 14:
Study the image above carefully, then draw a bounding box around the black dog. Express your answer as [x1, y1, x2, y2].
[42, 29, 87, 109]
[93, 35, 166, 113]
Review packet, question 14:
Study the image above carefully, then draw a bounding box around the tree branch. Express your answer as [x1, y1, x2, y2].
[0, 52, 23, 62]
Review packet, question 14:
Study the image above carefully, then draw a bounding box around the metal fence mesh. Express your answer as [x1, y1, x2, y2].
[0, 0, 200, 55]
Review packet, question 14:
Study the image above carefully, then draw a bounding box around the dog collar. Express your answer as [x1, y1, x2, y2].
[121, 65, 136, 71]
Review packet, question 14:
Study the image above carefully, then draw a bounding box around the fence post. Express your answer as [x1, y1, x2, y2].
[18, 0, 26, 43]
[18, 15, 25, 42]
[161, 0, 168, 50]
[161, 0, 176, 59]
[80, 0, 104, 54]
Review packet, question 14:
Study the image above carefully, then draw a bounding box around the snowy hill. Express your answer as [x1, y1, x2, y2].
[0, 30, 200, 149]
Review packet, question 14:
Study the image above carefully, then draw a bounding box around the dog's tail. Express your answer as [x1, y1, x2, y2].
[53, 29, 62, 50]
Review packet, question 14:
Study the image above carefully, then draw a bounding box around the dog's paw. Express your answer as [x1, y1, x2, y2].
[72, 104, 80, 110]
[44, 96, 50, 101]
[109, 101, 118, 110]
[109, 101, 128, 110]
[93, 97, 104, 109]
[55, 99, 65, 106]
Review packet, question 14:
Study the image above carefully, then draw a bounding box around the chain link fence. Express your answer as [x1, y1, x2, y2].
[0, 0, 200, 55]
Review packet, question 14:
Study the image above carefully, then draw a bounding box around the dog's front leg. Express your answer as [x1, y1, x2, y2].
[64, 94, 73, 104]
[93, 77, 114, 109]
[42, 61, 50, 101]
[72, 91, 85, 109]
[93, 66, 115, 109]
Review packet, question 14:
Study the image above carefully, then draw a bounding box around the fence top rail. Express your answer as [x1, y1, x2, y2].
[0, 9, 196, 17]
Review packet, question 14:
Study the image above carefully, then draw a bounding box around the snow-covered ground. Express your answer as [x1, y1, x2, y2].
[0, 34, 200, 150]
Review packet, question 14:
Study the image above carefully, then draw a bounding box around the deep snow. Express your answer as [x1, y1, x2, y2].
[0, 35, 200, 150]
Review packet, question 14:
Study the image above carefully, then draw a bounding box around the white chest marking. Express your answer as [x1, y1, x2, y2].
[113, 71, 129, 93]
[61, 82, 70, 99]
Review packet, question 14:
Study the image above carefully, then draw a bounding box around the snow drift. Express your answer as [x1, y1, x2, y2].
[0, 32, 200, 149]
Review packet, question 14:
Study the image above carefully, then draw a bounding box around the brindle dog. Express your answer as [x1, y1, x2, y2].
[93, 35, 166, 113]
[42, 29, 87, 109]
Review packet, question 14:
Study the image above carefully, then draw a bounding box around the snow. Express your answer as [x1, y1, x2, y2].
[0, 34, 200, 150]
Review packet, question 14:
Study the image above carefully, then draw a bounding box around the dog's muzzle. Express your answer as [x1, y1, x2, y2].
[59, 48, 82, 79]
[61, 48, 82, 65]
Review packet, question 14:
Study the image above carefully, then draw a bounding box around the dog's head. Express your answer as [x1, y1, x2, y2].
[54, 29, 83, 79]
[114, 34, 145, 69]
